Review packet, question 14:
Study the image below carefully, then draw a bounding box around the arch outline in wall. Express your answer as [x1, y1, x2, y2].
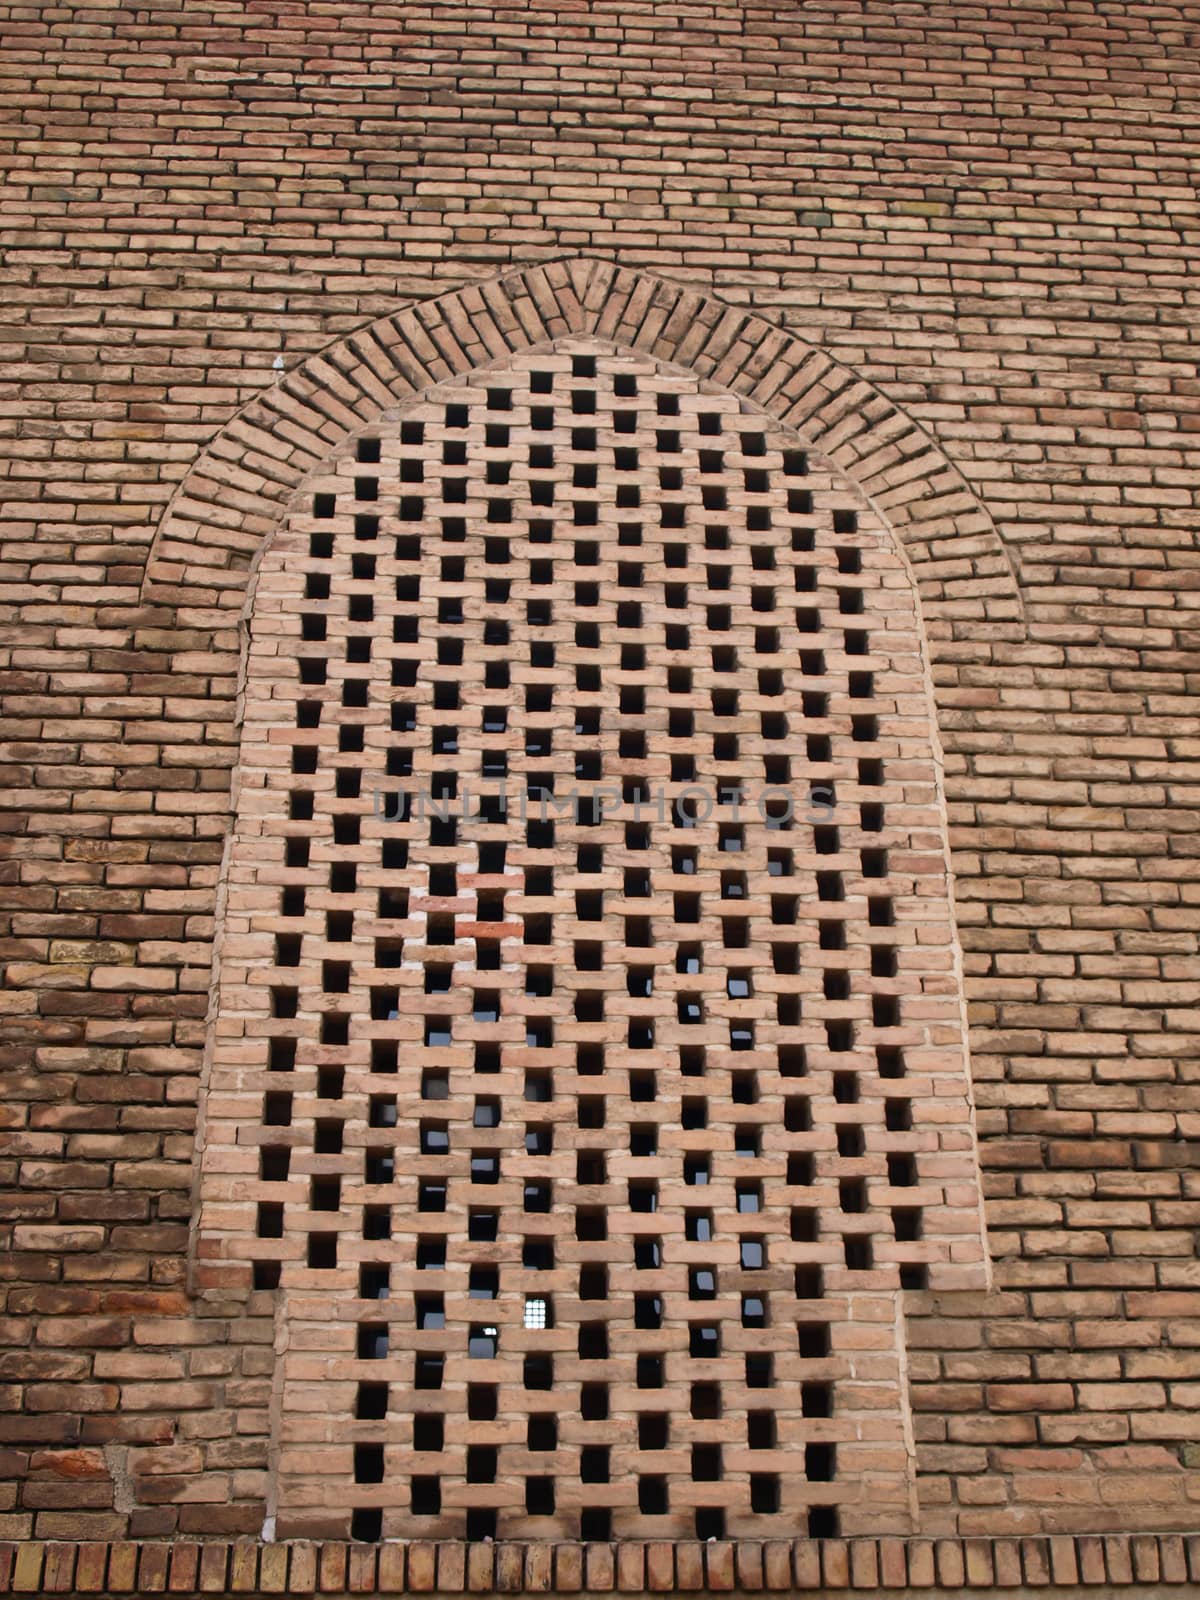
[196, 334, 992, 1543]
[142, 255, 1023, 639]
[147, 263, 1002, 1541]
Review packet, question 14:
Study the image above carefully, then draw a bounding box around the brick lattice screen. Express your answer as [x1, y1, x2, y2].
[198, 341, 986, 1543]
[6, 201, 1199, 1544]
[6, 0, 1200, 1571]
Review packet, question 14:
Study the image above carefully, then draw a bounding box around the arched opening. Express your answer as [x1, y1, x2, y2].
[197, 338, 986, 1543]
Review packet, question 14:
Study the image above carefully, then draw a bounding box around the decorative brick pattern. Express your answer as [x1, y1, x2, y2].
[143, 257, 1022, 642]
[199, 343, 984, 1543]
[4, 0, 1200, 1560]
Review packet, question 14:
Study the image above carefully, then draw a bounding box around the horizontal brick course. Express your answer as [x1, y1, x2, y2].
[4, 1534, 1200, 1595]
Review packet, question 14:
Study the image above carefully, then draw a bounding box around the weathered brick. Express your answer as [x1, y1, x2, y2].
[1, 0, 1198, 1570]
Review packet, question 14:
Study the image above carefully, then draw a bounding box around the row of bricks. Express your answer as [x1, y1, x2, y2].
[3, 1530, 1199, 1595]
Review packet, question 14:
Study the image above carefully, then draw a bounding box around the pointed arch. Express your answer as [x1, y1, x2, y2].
[153, 264, 1002, 1543]
[196, 337, 990, 1543]
[142, 255, 1023, 640]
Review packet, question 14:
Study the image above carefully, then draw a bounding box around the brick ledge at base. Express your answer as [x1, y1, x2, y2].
[4, 1533, 1198, 1596]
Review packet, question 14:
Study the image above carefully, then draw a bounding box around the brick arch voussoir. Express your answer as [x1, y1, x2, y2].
[143, 254, 1024, 642]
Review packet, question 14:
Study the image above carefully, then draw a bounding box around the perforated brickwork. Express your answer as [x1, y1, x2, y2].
[198, 343, 984, 1543]
[6, 0, 1200, 1558]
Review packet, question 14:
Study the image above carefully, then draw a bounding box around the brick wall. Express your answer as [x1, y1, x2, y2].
[1, 0, 1199, 1556]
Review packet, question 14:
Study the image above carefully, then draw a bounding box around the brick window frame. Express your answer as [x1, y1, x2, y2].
[193, 328, 989, 1544]
[135, 258, 1018, 1545]
[144, 257, 1022, 626]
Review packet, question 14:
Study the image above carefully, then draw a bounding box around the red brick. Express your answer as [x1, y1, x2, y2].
[3, 0, 1199, 1568]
